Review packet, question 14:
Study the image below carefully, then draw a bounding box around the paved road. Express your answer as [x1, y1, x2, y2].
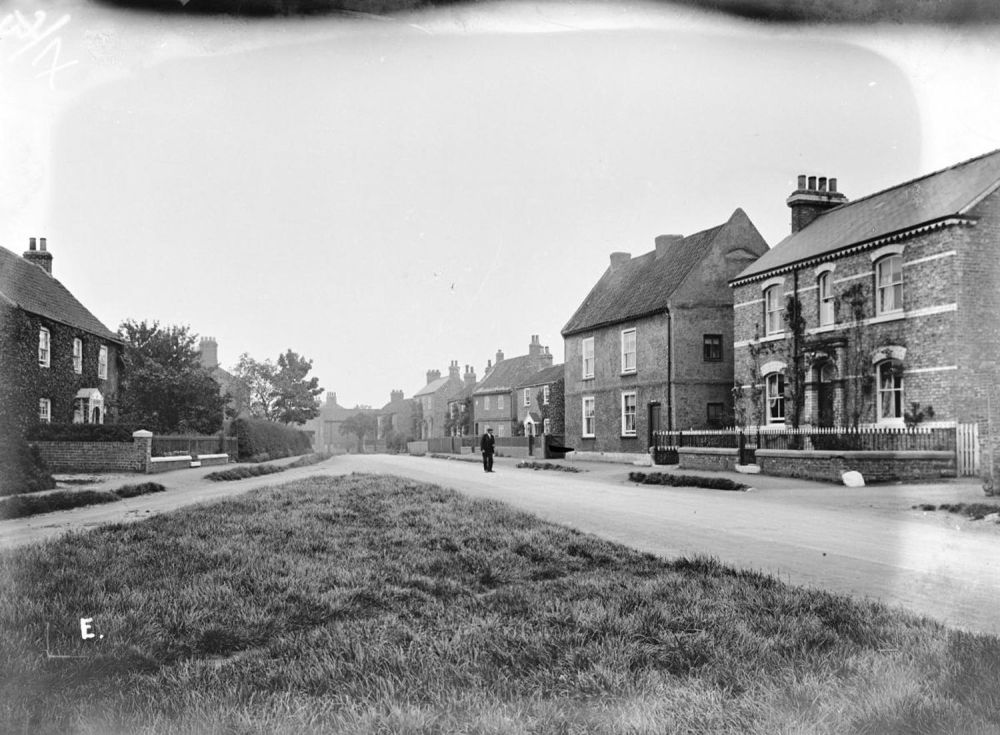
[2, 454, 997, 636]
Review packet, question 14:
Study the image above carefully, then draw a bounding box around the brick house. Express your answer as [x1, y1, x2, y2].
[728, 151, 1000, 483]
[445, 365, 478, 436]
[413, 362, 465, 439]
[307, 392, 366, 453]
[514, 363, 564, 438]
[377, 389, 414, 444]
[562, 209, 769, 456]
[473, 337, 555, 437]
[0, 238, 123, 436]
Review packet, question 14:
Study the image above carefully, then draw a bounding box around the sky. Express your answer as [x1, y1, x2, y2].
[3, 0, 1000, 409]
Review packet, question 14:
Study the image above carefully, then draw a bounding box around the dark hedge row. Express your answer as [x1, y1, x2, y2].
[0, 441, 56, 496]
[26, 423, 139, 442]
[230, 418, 313, 462]
[0, 482, 165, 519]
[629, 471, 749, 492]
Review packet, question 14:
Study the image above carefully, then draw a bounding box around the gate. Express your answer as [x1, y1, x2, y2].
[957, 423, 980, 476]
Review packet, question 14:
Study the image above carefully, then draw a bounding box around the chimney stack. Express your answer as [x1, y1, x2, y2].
[495, 349, 504, 365]
[449, 360, 460, 379]
[426, 369, 441, 385]
[326, 392, 338, 406]
[609, 251, 631, 271]
[528, 334, 543, 358]
[198, 336, 219, 369]
[654, 235, 683, 259]
[390, 389, 404, 403]
[463, 364, 477, 386]
[23, 236, 53, 275]
[787, 174, 848, 233]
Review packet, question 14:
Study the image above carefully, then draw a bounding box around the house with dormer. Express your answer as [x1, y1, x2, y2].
[729, 150, 1000, 484]
[0, 237, 123, 437]
[561, 209, 769, 457]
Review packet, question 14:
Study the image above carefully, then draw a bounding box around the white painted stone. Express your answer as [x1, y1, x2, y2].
[842, 470, 865, 487]
[735, 464, 761, 474]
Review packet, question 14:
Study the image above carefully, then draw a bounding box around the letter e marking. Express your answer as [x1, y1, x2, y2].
[80, 617, 95, 640]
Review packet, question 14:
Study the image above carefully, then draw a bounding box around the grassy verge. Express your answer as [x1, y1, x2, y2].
[629, 471, 749, 491]
[2, 474, 998, 734]
[517, 461, 583, 473]
[914, 502, 1000, 521]
[0, 483, 166, 520]
[205, 453, 330, 482]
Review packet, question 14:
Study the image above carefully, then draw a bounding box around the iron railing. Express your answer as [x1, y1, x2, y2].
[151, 434, 238, 458]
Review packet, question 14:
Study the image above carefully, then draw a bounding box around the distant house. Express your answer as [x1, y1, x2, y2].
[515, 363, 564, 439]
[561, 210, 769, 457]
[473, 336, 555, 437]
[306, 392, 365, 453]
[445, 365, 478, 436]
[413, 362, 465, 439]
[196, 336, 238, 414]
[729, 151, 1000, 483]
[0, 237, 123, 436]
[377, 389, 414, 445]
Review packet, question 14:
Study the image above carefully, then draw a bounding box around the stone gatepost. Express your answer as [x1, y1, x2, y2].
[132, 430, 153, 473]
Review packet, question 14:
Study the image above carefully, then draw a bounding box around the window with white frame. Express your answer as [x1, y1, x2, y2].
[74, 397, 86, 424]
[764, 286, 784, 335]
[498, 394, 505, 411]
[98, 345, 108, 380]
[543, 418, 550, 434]
[621, 329, 637, 373]
[621, 391, 637, 436]
[875, 255, 903, 315]
[582, 337, 595, 379]
[582, 396, 595, 437]
[876, 360, 904, 422]
[498, 424, 505, 437]
[818, 272, 835, 325]
[73, 338, 83, 374]
[765, 373, 785, 424]
[39, 398, 51, 423]
[38, 327, 50, 367]
[542, 385, 550, 405]
[485, 396, 491, 410]
[523, 388, 531, 407]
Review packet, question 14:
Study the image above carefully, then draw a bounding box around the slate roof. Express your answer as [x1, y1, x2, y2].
[0, 245, 120, 342]
[561, 222, 727, 336]
[516, 363, 564, 390]
[414, 376, 453, 398]
[734, 148, 1000, 282]
[474, 355, 547, 395]
[380, 395, 412, 415]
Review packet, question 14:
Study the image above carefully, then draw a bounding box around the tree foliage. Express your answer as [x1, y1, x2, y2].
[230, 350, 322, 424]
[230, 353, 278, 420]
[339, 412, 377, 452]
[117, 320, 228, 434]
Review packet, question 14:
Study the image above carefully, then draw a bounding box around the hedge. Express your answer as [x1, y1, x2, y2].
[0, 440, 56, 497]
[26, 423, 139, 443]
[229, 418, 313, 462]
[628, 471, 749, 492]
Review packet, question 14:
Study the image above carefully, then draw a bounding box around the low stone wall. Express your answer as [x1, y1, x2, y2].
[755, 449, 956, 483]
[31, 435, 148, 473]
[678, 447, 739, 472]
[407, 441, 429, 456]
[148, 456, 192, 474]
[565, 450, 653, 467]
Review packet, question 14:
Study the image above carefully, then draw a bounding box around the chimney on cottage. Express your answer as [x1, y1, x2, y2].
[528, 334, 543, 358]
[485, 359, 493, 373]
[390, 389, 404, 403]
[495, 349, 505, 364]
[426, 369, 441, 384]
[541, 345, 554, 368]
[654, 235, 683, 259]
[197, 336, 219, 370]
[448, 360, 460, 380]
[23, 236, 53, 275]
[463, 364, 477, 386]
[787, 173, 847, 233]
[326, 392, 338, 406]
[609, 251, 631, 271]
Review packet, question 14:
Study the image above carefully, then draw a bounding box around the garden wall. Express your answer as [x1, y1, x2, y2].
[678, 447, 739, 472]
[31, 434, 149, 473]
[754, 449, 956, 483]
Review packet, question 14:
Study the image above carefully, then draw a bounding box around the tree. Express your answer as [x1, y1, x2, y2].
[230, 353, 278, 420]
[272, 350, 323, 425]
[117, 319, 228, 434]
[339, 412, 377, 453]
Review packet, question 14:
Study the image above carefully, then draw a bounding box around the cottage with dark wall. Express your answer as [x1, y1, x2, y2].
[0, 238, 123, 438]
[561, 209, 769, 459]
[729, 150, 1000, 485]
[515, 363, 564, 439]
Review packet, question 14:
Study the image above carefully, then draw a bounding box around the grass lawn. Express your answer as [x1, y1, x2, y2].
[2, 474, 999, 734]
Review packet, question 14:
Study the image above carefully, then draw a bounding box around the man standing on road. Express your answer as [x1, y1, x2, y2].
[481, 428, 495, 472]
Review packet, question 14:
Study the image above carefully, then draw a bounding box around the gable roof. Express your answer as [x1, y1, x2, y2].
[734, 149, 1000, 283]
[516, 363, 564, 390]
[561, 217, 736, 336]
[0, 245, 120, 343]
[414, 375, 457, 398]
[474, 354, 547, 395]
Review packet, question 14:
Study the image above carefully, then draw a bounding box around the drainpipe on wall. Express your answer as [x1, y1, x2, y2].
[667, 305, 675, 431]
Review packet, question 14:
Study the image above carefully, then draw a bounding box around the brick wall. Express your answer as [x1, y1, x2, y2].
[755, 449, 956, 483]
[678, 447, 739, 472]
[32, 440, 144, 472]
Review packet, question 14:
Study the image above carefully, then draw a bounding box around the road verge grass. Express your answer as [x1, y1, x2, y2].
[205, 452, 331, 481]
[0, 482, 165, 520]
[1, 473, 998, 734]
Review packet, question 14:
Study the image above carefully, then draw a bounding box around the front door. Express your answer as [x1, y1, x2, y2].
[818, 363, 835, 427]
[648, 402, 662, 449]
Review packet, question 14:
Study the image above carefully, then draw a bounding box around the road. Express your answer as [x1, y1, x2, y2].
[1, 453, 997, 636]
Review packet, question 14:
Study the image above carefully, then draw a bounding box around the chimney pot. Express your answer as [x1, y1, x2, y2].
[29, 237, 36, 251]
[829, 178, 838, 193]
[39, 237, 47, 251]
[818, 177, 827, 192]
[797, 175, 806, 189]
[609, 251, 631, 270]
[807, 176, 817, 190]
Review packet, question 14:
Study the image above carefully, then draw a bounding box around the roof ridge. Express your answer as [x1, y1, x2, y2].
[813, 148, 1000, 219]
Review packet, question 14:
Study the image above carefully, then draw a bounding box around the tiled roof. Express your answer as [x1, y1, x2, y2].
[449, 381, 477, 403]
[0, 245, 120, 342]
[414, 376, 453, 397]
[380, 396, 412, 414]
[516, 363, 564, 390]
[734, 149, 1000, 282]
[561, 222, 727, 336]
[474, 354, 548, 395]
